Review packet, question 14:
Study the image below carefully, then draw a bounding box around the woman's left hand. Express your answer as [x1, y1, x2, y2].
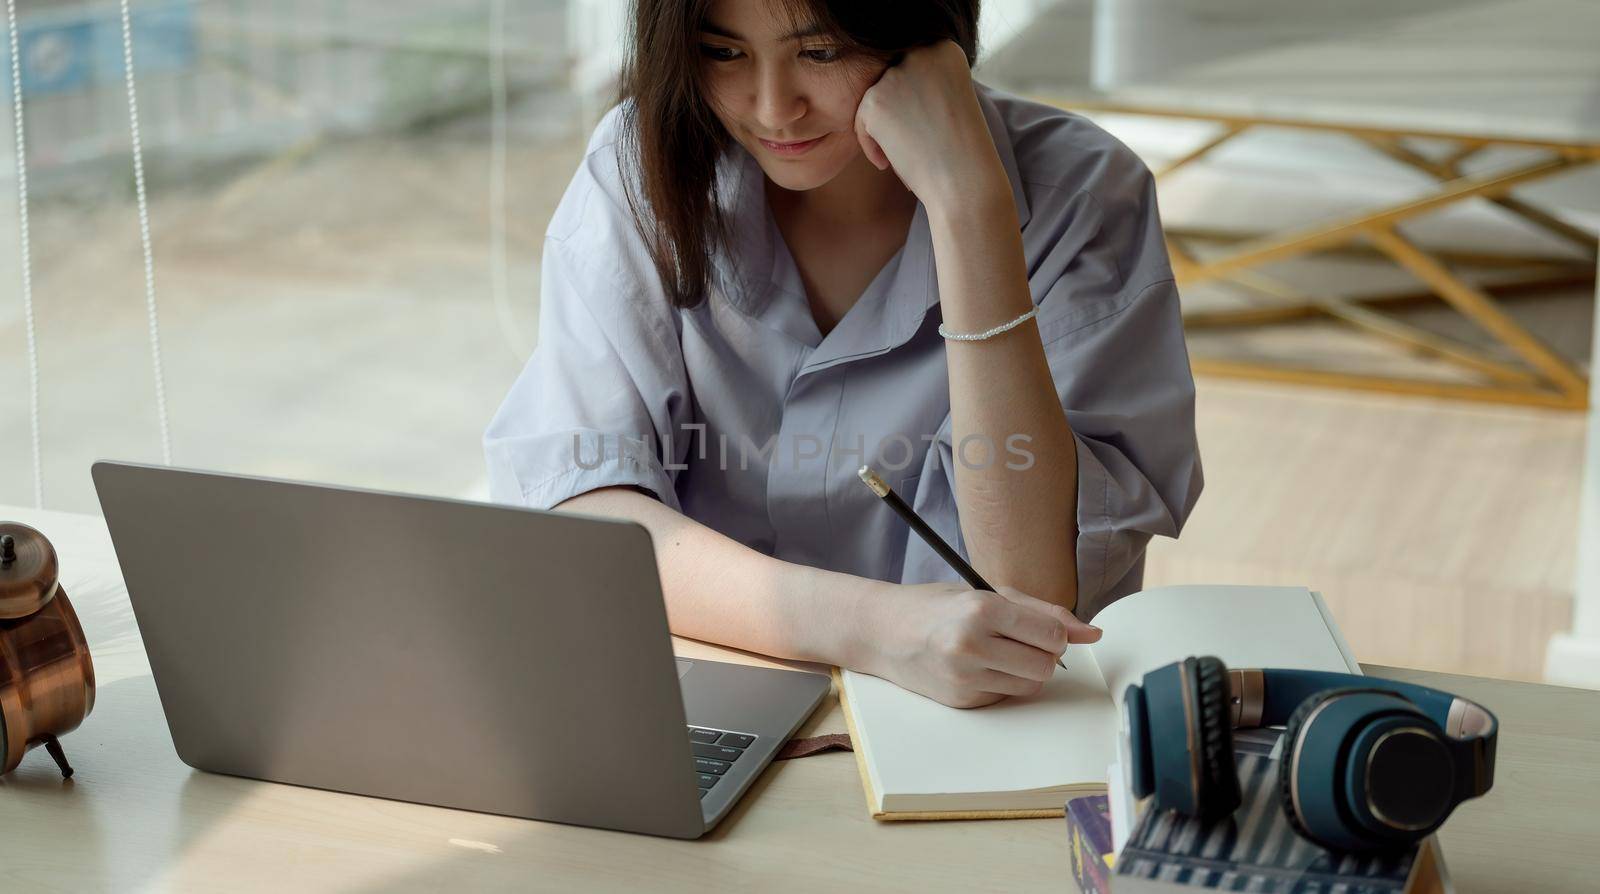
[854, 40, 1010, 216]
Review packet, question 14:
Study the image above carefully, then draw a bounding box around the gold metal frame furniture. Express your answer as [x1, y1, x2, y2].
[1031, 97, 1599, 410]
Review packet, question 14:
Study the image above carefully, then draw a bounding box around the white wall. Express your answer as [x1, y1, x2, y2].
[1093, 0, 1469, 85]
[567, 0, 627, 112]
[1546, 263, 1600, 689]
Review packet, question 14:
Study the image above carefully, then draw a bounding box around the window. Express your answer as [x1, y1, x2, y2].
[1, 0, 597, 511]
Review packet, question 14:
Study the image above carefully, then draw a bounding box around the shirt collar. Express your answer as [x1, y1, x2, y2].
[712, 80, 1032, 371]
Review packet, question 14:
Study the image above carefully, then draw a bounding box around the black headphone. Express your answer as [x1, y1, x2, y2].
[1123, 655, 1497, 852]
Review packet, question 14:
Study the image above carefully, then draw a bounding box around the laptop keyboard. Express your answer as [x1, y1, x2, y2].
[688, 726, 756, 798]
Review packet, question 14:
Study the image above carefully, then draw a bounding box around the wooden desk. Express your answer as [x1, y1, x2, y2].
[3, 505, 1597, 892]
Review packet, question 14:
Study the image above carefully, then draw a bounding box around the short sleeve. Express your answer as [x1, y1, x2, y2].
[483, 114, 694, 512]
[901, 138, 1203, 621]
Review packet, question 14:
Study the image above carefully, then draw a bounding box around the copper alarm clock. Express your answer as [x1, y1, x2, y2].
[0, 522, 96, 777]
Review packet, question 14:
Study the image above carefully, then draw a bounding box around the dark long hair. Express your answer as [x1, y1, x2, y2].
[615, 0, 981, 310]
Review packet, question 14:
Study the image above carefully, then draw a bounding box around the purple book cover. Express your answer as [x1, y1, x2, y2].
[1066, 794, 1114, 894]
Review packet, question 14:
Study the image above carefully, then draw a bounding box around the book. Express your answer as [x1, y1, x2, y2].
[836, 585, 1360, 819]
[1114, 749, 1451, 893]
[1108, 727, 1284, 857]
[1067, 794, 1115, 894]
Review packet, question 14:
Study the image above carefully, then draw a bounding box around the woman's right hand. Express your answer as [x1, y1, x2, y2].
[852, 580, 1102, 708]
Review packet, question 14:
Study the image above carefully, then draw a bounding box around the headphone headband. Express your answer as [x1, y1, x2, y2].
[1228, 668, 1498, 798]
[1128, 658, 1499, 851]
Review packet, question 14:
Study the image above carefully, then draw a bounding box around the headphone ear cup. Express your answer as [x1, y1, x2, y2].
[1277, 686, 1419, 850]
[1277, 690, 1329, 841]
[1123, 684, 1155, 798]
[1193, 656, 1241, 820]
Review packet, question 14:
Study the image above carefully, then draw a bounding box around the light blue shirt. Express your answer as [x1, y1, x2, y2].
[484, 82, 1202, 619]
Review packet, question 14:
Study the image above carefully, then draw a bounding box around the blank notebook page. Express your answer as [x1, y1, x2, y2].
[842, 656, 1117, 808]
[1086, 585, 1362, 710]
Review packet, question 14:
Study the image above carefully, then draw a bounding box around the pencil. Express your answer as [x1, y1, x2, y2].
[856, 465, 1068, 671]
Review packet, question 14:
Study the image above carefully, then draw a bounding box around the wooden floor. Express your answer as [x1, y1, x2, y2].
[1145, 355, 1588, 682]
[1105, 112, 1598, 684]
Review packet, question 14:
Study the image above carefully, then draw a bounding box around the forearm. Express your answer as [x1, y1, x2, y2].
[928, 190, 1079, 610]
[554, 486, 882, 667]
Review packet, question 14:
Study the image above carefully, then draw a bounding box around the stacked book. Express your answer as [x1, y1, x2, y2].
[1066, 794, 1115, 894]
[1066, 747, 1449, 893]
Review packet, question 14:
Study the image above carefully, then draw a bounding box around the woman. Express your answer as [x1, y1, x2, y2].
[485, 0, 1202, 708]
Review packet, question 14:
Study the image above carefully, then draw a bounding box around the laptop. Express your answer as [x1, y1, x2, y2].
[91, 460, 830, 839]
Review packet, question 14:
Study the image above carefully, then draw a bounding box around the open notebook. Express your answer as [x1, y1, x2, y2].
[836, 585, 1360, 820]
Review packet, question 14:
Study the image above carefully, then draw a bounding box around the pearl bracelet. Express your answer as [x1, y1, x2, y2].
[937, 306, 1038, 342]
